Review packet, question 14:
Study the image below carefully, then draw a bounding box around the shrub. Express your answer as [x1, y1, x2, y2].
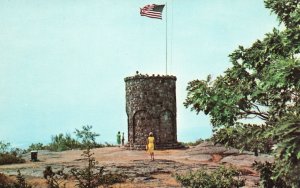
[10, 148, 25, 157]
[25, 126, 103, 152]
[98, 173, 127, 186]
[70, 148, 126, 188]
[0, 141, 25, 165]
[95, 142, 115, 148]
[0, 173, 15, 188]
[70, 148, 105, 188]
[14, 170, 32, 188]
[47, 126, 101, 151]
[182, 138, 204, 146]
[48, 133, 81, 152]
[175, 166, 245, 188]
[0, 171, 32, 188]
[43, 166, 68, 188]
[0, 153, 25, 165]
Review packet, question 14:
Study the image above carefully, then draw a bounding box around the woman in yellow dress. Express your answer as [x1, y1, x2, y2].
[146, 132, 155, 161]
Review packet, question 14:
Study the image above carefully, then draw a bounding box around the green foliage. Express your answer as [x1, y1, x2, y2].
[184, 0, 300, 186]
[70, 148, 106, 188]
[74, 125, 100, 149]
[175, 166, 245, 188]
[264, 0, 300, 29]
[27, 143, 47, 152]
[253, 161, 288, 188]
[270, 114, 300, 187]
[212, 124, 272, 155]
[182, 138, 205, 146]
[26, 126, 103, 152]
[0, 141, 11, 154]
[48, 133, 81, 152]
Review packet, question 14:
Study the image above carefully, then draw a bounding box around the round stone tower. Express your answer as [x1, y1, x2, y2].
[125, 74, 182, 150]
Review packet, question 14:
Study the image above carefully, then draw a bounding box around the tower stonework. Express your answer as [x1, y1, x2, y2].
[125, 74, 182, 150]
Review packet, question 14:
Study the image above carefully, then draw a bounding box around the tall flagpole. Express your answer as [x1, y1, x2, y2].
[165, 2, 168, 75]
[170, 0, 173, 75]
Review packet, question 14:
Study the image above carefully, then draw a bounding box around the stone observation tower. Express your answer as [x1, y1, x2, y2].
[125, 73, 182, 150]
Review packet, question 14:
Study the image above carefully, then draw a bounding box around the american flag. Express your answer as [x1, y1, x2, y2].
[140, 4, 165, 19]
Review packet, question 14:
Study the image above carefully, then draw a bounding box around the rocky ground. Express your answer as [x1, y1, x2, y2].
[0, 142, 274, 187]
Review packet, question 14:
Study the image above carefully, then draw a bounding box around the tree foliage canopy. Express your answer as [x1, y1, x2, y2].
[75, 125, 100, 148]
[184, 0, 300, 186]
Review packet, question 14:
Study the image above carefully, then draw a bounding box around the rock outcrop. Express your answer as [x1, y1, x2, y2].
[0, 142, 274, 187]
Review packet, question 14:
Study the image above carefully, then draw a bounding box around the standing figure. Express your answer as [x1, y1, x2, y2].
[121, 132, 125, 146]
[146, 132, 155, 161]
[117, 131, 121, 147]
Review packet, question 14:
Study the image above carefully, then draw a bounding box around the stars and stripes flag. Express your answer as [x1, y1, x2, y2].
[140, 4, 165, 19]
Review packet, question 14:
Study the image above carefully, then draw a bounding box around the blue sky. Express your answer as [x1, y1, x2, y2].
[0, 0, 278, 148]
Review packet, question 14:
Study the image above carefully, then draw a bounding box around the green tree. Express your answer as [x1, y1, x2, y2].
[0, 141, 11, 154]
[184, 0, 300, 186]
[74, 125, 100, 148]
[70, 148, 105, 188]
[70, 148, 126, 188]
[27, 143, 46, 152]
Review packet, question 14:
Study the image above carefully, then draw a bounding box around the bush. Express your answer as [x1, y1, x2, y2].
[24, 126, 104, 152]
[0, 173, 15, 188]
[10, 148, 25, 157]
[14, 170, 32, 188]
[95, 142, 116, 148]
[43, 166, 68, 188]
[98, 173, 127, 186]
[70, 148, 126, 188]
[0, 153, 25, 165]
[48, 133, 81, 152]
[70, 148, 106, 187]
[175, 166, 245, 188]
[46, 126, 101, 151]
[0, 171, 32, 188]
[0, 140, 25, 165]
[182, 138, 205, 146]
